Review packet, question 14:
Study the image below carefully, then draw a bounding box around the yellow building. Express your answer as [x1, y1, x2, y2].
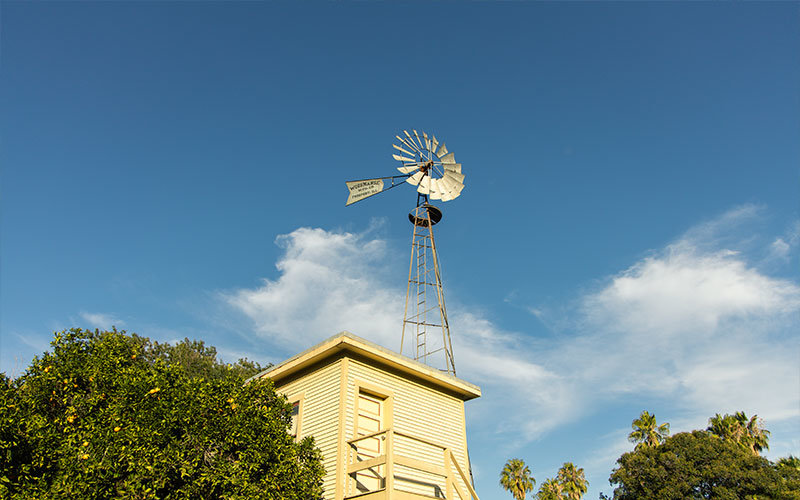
[252, 331, 481, 500]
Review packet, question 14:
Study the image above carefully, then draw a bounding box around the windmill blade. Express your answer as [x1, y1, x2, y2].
[442, 182, 464, 200]
[436, 142, 448, 158]
[397, 165, 420, 174]
[403, 130, 418, 149]
[413, 130, 425, 150]
[441, 187, 464, 202]
[441, 181, 465, 201]
[439, 174, 457, 190]
[437, 177, 450, 195]
[426, 177, 438, 197]
[393, 143, 415, 156]
[393, 154, 416, 163]
[417, 174, 431, 194]
[406, 171, 424, 186]
[400, 133, 422, 154]
[440, 175, 462, 193]
[431, 135, 439, 154]
[423, 131, 431, 151]
[444, 163, 462, 174]
[429, 178, 444, 200]
[440, 152, 456, 164]
[345, 178, 385, 206]
[438, 178, 458, 197]
[444, 171, 465, 183]
[396, 135, 420, 153]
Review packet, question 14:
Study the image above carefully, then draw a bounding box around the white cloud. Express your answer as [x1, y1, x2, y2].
[222, 225, 404, 351]
[585, 244, 798, 337]
[79, 311, 125, 329]
[570, 207, 800, 424]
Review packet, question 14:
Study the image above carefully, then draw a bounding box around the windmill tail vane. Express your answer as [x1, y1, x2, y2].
[344, 130, 464, 375]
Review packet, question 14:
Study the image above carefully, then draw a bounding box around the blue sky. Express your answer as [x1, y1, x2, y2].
[2, 2, 799, 498]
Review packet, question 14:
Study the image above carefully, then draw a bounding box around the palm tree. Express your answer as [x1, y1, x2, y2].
[628, 410, 670, 449]
[536, 478, 562, 500]
[557, 462, 588, 500]
[708, 413, 738, 441]
[740, 412, 770, 455]
[500, 458, 536, 500]
[708, 411, 769, 455]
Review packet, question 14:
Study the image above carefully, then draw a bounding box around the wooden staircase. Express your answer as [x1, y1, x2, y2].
[346, 429, 480, 500]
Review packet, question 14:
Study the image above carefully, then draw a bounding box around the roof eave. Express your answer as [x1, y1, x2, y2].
[249, 332, 481, 401]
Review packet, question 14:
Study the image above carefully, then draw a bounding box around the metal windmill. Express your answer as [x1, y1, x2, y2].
[345, 130, 464, 375]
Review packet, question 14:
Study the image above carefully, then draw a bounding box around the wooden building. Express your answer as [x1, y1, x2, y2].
[251, 331, 481, 500]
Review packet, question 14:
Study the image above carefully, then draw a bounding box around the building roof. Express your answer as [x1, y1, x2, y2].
[249, 331, 481, 401]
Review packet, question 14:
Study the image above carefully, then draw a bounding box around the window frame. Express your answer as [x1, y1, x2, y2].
[286, 392, 305, 440]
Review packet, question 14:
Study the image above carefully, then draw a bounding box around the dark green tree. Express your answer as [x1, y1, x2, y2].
[0, 328, 323, 500]
[147, 337, 266, 381]
[609, 430, 785, 499]
[776, 457, 800, 499]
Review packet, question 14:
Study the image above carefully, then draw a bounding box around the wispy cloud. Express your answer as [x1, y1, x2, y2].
[79, 311, 125, 329]
[767, 220, 800, 262]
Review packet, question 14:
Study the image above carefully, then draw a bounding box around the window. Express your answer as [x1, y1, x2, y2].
[284, 393, 304, 440]
[289, 400, 300, 438]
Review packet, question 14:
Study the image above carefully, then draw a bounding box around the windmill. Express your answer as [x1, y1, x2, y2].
[345, 130, 464, 375]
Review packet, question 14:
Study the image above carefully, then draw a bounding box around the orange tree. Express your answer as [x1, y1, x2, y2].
[0, 328, 323, 499]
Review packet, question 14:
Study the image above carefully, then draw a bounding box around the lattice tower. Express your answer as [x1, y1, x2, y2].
[400, 202, 456, 375]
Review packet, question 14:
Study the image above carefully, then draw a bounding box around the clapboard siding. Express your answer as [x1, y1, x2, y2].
[346, 358, 472, 498]
[273, 358, 342, 500]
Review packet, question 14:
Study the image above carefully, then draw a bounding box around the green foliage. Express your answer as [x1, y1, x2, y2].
[776, 457, 800, 500]
[0, 328, 323, 500]
[500, 458, 536, 500]
[708, 411, 770, 456]
[536, 478, 562, 500]
[628, 410, 670, 450]
[609, 430, 790, 499]
[557, 462, 588, 500]
[535, 463, 587, 500]
[146, 337, 266, 381]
